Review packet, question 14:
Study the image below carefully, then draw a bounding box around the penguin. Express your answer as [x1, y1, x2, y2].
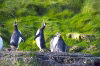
[34, 21, 46, 52]
[0, 36, 3, 50]
[10, 22, 25, 50]
[50, 32, 67, 52]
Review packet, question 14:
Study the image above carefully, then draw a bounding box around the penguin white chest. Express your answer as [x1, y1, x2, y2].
[0, 37, 3, 50]
[36, 36, 41, 49]
[18, 30, 22, 44]
[52, 37, 59, 50]
[35, 29, 41, 49]
[18, 37, 22, 44]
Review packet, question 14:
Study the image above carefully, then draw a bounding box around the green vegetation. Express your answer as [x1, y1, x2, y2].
[1, 52, 38, 66]
[0, 0, 100, 56]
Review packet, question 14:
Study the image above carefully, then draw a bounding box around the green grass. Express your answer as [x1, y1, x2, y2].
[0, 0, 100, 56]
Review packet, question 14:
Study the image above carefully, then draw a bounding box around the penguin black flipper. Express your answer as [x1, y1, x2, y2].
[57, 37, 66, 52]
[19, 33, 25, 42]
[18, 30, 25, 42]
[34, 33, 40, 40]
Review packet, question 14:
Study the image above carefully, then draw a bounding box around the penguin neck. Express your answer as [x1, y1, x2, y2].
[14, 25, 18, 31]
[56, 35, 61, 38]
[41, 25, 45, 30]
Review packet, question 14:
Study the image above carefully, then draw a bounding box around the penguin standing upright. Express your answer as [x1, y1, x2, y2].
[50, 32, 67, 52]
[0, 36, 3, 50]
[34, 21, 46, 52]
[10, 22, 25, 50]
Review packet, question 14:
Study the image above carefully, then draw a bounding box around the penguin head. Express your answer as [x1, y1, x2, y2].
[14, 19, 18, 26]
[41, 20, 46, 30]
[56, 32, 61, 37]
[42, 19, 46, 27]
[43, 22, 46, 26]
[14, 22, 18, 26]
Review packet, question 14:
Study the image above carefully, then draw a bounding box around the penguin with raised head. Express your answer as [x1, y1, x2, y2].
[0, 35, 3, 50]
[34, 20, 46, 52]
[50, 32, 67, 52]
[10, 21, 25, 51]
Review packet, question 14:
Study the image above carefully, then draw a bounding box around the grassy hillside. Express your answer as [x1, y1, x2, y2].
[0, 0, 100, 56]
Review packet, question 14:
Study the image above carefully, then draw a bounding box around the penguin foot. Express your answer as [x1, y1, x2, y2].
[40, 49, 45, 52]
[4, 48, 12, 51]
[10, 45, 17, 51]
[11, 49, 16, 51]
[46, 48, 50, 52]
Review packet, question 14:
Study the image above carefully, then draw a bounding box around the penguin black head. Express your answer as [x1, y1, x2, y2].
[43, 22, 46, 26]
[13, 21, 18, 31]
[41, 20, 46, 29]
[42, 19, 46, 26]
[56, 32, 61, 37]
[14, 19, 18, 26]
[14, 22, 18, 26]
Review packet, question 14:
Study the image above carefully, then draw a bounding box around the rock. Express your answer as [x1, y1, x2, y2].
[69, 46, 84, 52]
[66, 33, 96, 42]
[86, 45, 97, 51]
[0, 51, 100, 66]
[66, 33, 80, 40]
